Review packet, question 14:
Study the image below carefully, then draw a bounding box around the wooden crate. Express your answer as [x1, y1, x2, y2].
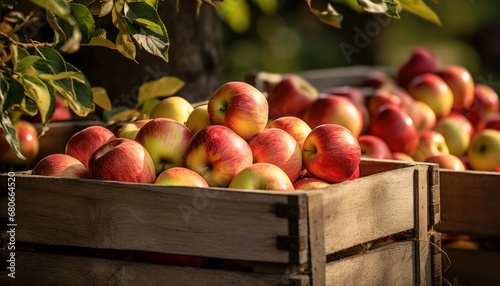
[436, 169, 500, 286]
[0, 159, 441, 285]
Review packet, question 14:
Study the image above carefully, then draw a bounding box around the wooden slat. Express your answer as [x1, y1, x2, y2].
[321, 165, 430, 254]
[0, 251, 306, 286]
[358, 158, 425, 177]
[306, 191, 326, 285]
[325, 241, 415, 286]
[442, 247, 500, 286]
[0, 173, 314, 264]
[437, 169, 500, 237]
[414, 167, 432, 285]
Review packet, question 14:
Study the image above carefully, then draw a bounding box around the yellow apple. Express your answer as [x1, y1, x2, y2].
[185, 104, 210, 134]
[149, 96, 194, 124]
[412, 130, 449, 162]
[468, 129, 500, 171]
[433, 117, 470, 156]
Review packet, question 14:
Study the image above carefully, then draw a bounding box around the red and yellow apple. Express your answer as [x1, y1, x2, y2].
[155, 167, 209, 187]
[412, 100, 436, 131]
[266, 116, 311, 150]
[467, 129, 500, 171]
[412, 130, 449, 162]
[475, 112, 500, 133]
[31, 153, 88, 178]
[406, 73, 454, 118]
[433, 117, 470, 156]
[466, 84, 500, 126]
[149, 96, 194, 124]
[437, 65, 474, 111]
[65, 125, 115, 168]
[228, 162, 294, 192]
[293, 177, 330, 190]
[357, 134, 393, 159]
[397, 46, 439, 87]
[0, 120, 39, 166]
[425, 154, 466, 171]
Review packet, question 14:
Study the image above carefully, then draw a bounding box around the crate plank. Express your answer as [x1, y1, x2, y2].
[0, 251, 306, 286]
[325, 241, 415, 286]
[437, 169, 500, 237]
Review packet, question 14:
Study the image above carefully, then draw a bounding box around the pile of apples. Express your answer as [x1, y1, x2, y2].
[31, 81, 362, 191]
[266, 46, 500, 172]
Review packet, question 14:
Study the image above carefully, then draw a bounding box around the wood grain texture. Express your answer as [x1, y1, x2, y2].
[437, 169, 500, 237]
[325, 241, 415, 286]
[0, 251, 306, 286]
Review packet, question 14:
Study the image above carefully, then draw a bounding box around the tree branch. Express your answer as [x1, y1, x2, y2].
[0, 32, 53, 49]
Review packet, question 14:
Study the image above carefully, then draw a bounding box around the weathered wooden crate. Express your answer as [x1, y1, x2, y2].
[436, 169, 500, 286]
[0, 158, 440, 285]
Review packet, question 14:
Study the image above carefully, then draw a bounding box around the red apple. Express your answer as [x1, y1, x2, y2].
[23, 97, 72, 122]
[412, 130, 450, 162]
[88, 138, 156, 183]
[32, 153, 87, 178]
[301, 95, 364, 137]
[466, 85, 500, 125]
[412, 100, 437, 131]
[155, 167, 209, 187]
[476, 112, 500, 133]
[65, 125, 116, 168]
[228, 163, 294, 191]
[185, 125, 253, 187]
[406, 73, 454, 118]
[135, 118, 193, 175]
[425, 154, 466, 171]
[367, 90, 401, 116]
[293, 177, 330, 190]
[248, 128, 302, 182]
[357, 135, 392, 159]
[437, 65, 474, 111]
[266, 74, 318, 119]
[321, 86, 365, 107]
[266, 116, 312, 149]
[208, 81, 268, 140]
[368, 104, 419, 155]
[397, 46, 439, 87]
[0, 120, 39, 166]
[302, 124, 361, 183]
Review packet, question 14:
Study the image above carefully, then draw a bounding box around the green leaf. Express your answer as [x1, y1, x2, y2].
[216, 0, 251, 33]
[70, 3, 96, 43]
[112, 5, 137, 62]
[136, 76, 185, 108]
[0, 73, 9, 113]
[29, 0, 71, 19]
[399, 0, 441, 26]
[2, 74, 24, 113]
[15, 55, 43, 73]
[143, 0, 159, 9]
[64, 63, 95, 115]
[305, 0, 343, 28]
[91, 87, 112, 111]
[0, 114, 25, 160]
[38, 71, 86, 83]
[85, 37, 118, 50]
[104, 106, 140, 124]
[22, 75, 55, 130]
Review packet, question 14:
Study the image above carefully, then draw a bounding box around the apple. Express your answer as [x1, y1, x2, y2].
[302, 124, 361, 183]
[88, 138, 156, 183]
[367, 90, 401, 116]
[23, 97, 72, 122]
[65, 125, 115, 168]
[301, 95, 364, 137]
[293, 177, 330, 190]
[425, 154, 466, 171]
[117, 119, 152, 140]
[248, 128, 302, 182]
[228, 163, 294, 191]
[397, 46, 439, 87]
[433, 117, 470, 156]
[437, 65, 474, 111]
[149, 96, 194, 124]
[357, 135, 392, 159]
[476, 112, 500, 133]
[368, 104, 419, 155]
[412, 100, 436, 131]
[155, 167, 209, 187]
[185, 125, 253, 187]
[266, 116, 312, 150]
[321, 86, 365, 107]
[0, 120, 39, 166]
[135, 118, 193, 174]
[208, 81, 268, 140]
[412, 130, 449, 162]
[31, 153, 88, 178]
[348, 165, 360, 180]
[466, 85, 500, 125]
[467, 129, 500, 171]
[406, 73, 454, 118]
[185, 104, 210, 134]
[266, 74, 318, 119]
[392, 152, 414, 162]
[446, 112, 475, 137]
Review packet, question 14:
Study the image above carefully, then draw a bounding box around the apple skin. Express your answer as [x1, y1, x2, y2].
[266, 116, 311, 150]
[0, 120, 39, 166]
[392, 152, 414, 162]
[425, 154, 466, 171]
[467, 129, 500, 171]
[185, 104, 210, 134]
[149, 96, 194, 124]
[208, 81, 268, 140]
[357, 135, 393, 159]
[321, 86, 365, 108]
[397, 46, 439, 87]
[437, 65, 474, 111]
[368, 104, 419, 156]
[31, 153, 88, 178]
[301, 95, 364, 137]
[475, 112, 500, 133]
[155, 167, 209, 187]
[466, 85, 500, 126]
[248, 128, 302, 182]
[228, 163, 294, 192]
[23, 97, 72, 122]
[413, 100, 437, 131]
[433, 117, 470, 156]
[266, 74, 318, 119]
[117, 119, 152, 140]
[412, 130, 450, 162]
[406, 73, 454, 118]
[367, 90, 402, 116]
[293, 177, 330, 190]
[65, 125, 116, 168]
[302, 124, 361, 183]
[185, 125, 253, 187]
[135, 118, 193, 175]
[446, 112, 475, 138]
[88, 138, 156, 183]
